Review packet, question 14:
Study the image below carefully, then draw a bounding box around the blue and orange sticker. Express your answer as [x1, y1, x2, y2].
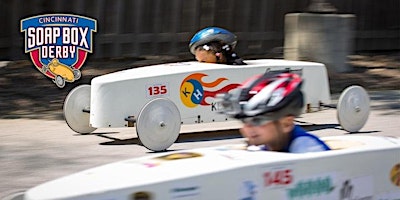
[180, 73, 240, 108]
[20, 14, 97, 88]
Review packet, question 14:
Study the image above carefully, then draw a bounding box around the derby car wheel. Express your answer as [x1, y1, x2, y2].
[54, 75, 65, 88]
[63, 85, 97, 134]
[42, 65, 48, 73]
[337, 86, 370, 132]
[73, 69, 81, 80]
[137, 98, 181, 151]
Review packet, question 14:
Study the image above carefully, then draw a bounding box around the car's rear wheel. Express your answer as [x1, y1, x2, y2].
[337, 85, 370, 132]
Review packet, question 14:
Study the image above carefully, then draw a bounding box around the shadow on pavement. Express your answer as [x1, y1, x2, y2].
[97, 134, 141, 146]
[96, 129, 242, 146]
[95, 123, 380, 147]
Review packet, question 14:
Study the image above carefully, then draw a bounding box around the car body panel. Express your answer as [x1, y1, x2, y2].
[24, 135, 400, 200]
[90, 59, 331, 128]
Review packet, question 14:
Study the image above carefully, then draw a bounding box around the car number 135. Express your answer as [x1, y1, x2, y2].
[146, 83, 169, 97]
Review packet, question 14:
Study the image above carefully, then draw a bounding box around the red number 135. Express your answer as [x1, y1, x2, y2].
[148, 85, 167, 96]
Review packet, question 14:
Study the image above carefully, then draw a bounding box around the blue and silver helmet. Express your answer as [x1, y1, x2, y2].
[189, 27, 237, 55]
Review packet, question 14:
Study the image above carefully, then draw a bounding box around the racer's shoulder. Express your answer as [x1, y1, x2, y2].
[289, 136, 330, 153]
[289, 126, 330, 153]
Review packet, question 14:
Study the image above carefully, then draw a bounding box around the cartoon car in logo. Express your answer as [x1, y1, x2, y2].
[42, 58, 81, 88]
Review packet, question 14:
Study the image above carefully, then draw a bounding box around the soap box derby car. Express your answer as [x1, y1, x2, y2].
[24, 135, 400, 200]
[63, 59, 370, 151]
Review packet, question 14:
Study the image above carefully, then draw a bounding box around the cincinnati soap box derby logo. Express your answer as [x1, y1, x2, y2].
[20, 14, 97, 88]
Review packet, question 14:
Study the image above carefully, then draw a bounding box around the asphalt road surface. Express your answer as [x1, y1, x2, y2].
[0, 90, 399, 199]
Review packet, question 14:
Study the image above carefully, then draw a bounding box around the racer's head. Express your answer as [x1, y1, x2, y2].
[189, 27, 237, 64]
[218, 72, 304, 150]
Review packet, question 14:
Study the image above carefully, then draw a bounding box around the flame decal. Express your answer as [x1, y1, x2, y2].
[182, 73, 228, 88]
[201, 84, 241, 105]
[180, 73, 240, 108]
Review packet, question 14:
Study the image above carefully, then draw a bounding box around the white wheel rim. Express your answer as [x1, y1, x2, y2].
[337, 86, 370, 132]
[63, 85, 97, 134]
[137, 98, 181, 151]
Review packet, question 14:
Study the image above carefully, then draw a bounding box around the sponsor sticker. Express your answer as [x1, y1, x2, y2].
[132, 191, 152, 200]
[156, 152, 202, 161]
[140, 152, 202, 167]
[20, 14, 97, 88]
[339, 176, 374, 200]
[285, 172, 338, 200]
[180, 73, 240, 109]
[390, 163, 400, 187]
[239, 180, 258, 200]
[170, 184, 200, 199]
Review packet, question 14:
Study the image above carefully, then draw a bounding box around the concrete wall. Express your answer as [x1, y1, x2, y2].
[284, 13, 356, 72]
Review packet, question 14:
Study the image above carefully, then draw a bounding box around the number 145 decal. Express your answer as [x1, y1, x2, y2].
[146, 83, 169, 97]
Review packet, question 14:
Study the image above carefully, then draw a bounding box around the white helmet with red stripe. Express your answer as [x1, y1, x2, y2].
[219, 72, 304, 121]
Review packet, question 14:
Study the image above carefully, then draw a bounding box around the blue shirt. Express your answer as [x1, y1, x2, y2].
[284, 125, 331, 153]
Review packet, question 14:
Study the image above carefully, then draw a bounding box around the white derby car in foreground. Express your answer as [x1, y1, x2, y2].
[24, 135, 400, 200]
[64, 59, 370, 151]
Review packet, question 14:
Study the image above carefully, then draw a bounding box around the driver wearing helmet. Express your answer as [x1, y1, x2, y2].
[189, 27, 246, 65]
[218, 72, 330, 153]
